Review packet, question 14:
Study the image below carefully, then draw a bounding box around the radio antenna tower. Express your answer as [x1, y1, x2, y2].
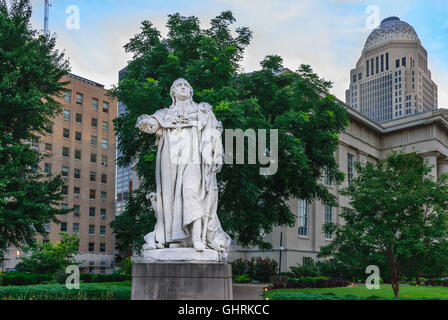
[44, 0, 50, 35]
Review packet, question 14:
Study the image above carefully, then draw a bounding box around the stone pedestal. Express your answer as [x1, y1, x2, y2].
[131, 262, 233, 300]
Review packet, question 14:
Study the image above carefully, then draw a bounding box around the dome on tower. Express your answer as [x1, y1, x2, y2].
[363, 17, 420, 51]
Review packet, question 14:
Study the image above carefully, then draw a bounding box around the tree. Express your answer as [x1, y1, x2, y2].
[111, 11, 348, 250]
[319, 152, 448, 297]
[0, 0, 70, 256]
[15, 233, 80, 274]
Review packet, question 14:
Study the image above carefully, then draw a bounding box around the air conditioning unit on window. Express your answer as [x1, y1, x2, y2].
[74, 193, 80, 198]
[102, 162, 107, 166]
[101, 215, 106, 220]
[74, 212, 80, 217]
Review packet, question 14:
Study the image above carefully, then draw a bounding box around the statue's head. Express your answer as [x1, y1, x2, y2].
[170, 78, 193, 105]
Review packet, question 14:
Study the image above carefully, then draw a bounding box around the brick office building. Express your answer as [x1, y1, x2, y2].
[1, 73, 117, 274]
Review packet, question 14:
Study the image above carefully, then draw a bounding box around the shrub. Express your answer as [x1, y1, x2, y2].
[0, 283, 131, 300]
[80, 273, 130, 283]
[117, 257, 132, 277]
[234, 274, 251, 283]
[290, 263, 319, 278]
[0, 273, 54, 286]
[250, 257, 278, 282]
[285, 276, 348, 289]
[231, 259, 249, 277]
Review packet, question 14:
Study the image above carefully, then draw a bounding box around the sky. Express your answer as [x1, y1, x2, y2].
[27, 0, 448, 107]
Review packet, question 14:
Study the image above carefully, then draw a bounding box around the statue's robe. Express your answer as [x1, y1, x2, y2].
[141, 102, 230, 252]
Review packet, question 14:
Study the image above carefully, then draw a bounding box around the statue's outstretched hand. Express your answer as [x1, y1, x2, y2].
[136, 115, 157, 133]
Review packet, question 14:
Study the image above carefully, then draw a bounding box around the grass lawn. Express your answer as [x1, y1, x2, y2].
[95, 281, 131, 287]
[265, 284, 448, 300]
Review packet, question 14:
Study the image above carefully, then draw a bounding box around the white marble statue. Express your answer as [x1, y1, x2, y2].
[136, 78, 231, 261]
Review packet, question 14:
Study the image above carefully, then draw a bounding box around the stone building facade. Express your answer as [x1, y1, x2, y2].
[230, 105, 448, 272]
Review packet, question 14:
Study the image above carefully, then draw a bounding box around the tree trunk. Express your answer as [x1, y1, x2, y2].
[391, 277, 400, 298]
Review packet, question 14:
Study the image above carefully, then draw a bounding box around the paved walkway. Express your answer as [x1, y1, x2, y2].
[232, 283, 268, 300]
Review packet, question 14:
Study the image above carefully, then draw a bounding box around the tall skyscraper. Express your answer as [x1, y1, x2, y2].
[346, 17, 438, 123]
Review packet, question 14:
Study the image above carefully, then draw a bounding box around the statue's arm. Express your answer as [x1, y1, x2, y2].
[136, 114, 159, 134]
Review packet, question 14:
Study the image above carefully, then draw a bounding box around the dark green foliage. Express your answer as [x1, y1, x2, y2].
[79, 273, 131, 283]
[234, 274, 251, 283]
[117, 257, 133, 277]
[0, 0, 70, 255]
[230, 257, 278, 282]
[15, 234, 80, 274]
[111, 10, 348, 250]
[0, 283, 131, 300]
[0, 272, 53, 286]
[319, 152, 448, 297]
[269, 292, 397, 300]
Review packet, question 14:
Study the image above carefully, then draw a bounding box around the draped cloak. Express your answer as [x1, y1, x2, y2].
[141, 102, 231, 252]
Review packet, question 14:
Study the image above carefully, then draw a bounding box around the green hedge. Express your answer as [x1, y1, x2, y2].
[0, 283, 131, 300]
[270, 292, 398, 300]
[0, 273, 131, 286]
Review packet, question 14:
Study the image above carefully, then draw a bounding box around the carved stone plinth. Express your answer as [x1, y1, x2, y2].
[131, 262, 233, 300]
[143, 248, 222, 262]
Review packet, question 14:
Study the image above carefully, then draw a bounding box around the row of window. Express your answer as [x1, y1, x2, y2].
[61, 185, 108, 200]
[60, 222, 107, 236]
[57, 166, 107, 183]
[62, 110, 109, 130]
[297, 201, 334, 239]
[62, 204, 107, 218]
[366, 52, 389, 77]
[64, 90, 110, 113]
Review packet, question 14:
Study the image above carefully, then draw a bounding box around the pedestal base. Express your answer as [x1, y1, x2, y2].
[131, 262, 233, 300]
[143, 248, 222, 262]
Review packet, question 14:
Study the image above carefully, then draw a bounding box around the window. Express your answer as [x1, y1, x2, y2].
[303, 257, 313, 267]
[75, 149, 81, 160]
[100, 243, 106, 253]
[101, 155, 108, 167]
[100, 226, 106, 236]
[74, 187, 80, 198]
[61, 166, 69, 177]
[45, 124, 53, 135]
[386, 52, 389, 70]
[63, 128, 70, 138]
[347, 153, 354, 186]
[31, 139, 39, 151]
[62, 185, 68, 195]
[352, 74, 357, 83]
[44, 163, 51, 175]
[101, 174, 107, 184]
[60, 222, 67, 232]
[76, 93, 83, 105]
[375, 56, 379, 74]
[64, 90, 71, 102]
[91, 153, 97, 163]
[74, 168, 81, 179]
[90, 189, 96, 200]
[91, 135, 97, 146]
[324, 205, 333, 239]
[402, 57, 406, 67]
[103, 102, 109, 113]
[101, 139, 108, 149]
[100, 208, 106, 219]
[366, 60, 369, 77]
[102, 121, 108, 131]
[73, 223, 80, 234]
[88, 242, 94, 252]
[89, 225, 95, 235]
[90, 171, 96, 182]
[325, 170, 332, 186]
[396, 59, 400, 68]
[92, 98, 99, 111]
[101, 191, 107, 200]
[75, 131, 82, 141]
[298, 200, 309, 236]
[75, 113, 82, 123]
[45, 143, 52, 154]
[381, 54, 384, 72]
[91, 118, 98, 128]
[89, 207, 96, 217]
[44, 223, 51, 232]
[73, 205, 80, 217]
[63, 110, 71, 121]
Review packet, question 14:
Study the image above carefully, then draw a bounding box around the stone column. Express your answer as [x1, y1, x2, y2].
[423, 153, 438, 180]
[438, 159, 448, 177]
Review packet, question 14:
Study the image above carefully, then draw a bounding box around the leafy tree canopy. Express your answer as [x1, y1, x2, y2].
[319, 152, 448, 297]
[0, 0, 70, 255]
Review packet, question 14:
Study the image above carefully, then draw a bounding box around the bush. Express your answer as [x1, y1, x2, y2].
[0, 283, 131, 300]
[290, 263, 319, 278]
[117, 257, 132, 277]
[80, 274, 131, 283]
[285, 276, 348, 289]
[0, 273, 54, 286]
[234, 274, 251, 283]
[231, 257, 278, 282]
